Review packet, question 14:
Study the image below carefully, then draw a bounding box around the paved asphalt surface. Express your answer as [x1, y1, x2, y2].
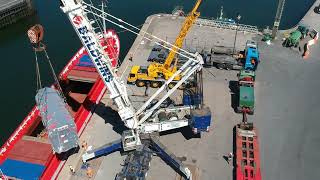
[255, 39, 320, 180]
[255, 1, 320, 178]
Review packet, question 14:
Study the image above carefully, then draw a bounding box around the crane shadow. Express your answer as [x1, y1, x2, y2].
[95, 102, 200, 140]
[221, 125, 237, 180]
[57, 146, 80, 161]
[95, 102, 127, 135]
[232, 125, 237, 180]
[229, 80, 239, 113]
[160, 126, 201, 140]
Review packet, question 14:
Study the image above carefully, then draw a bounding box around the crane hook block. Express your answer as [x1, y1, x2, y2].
[27, 24, 44, 44]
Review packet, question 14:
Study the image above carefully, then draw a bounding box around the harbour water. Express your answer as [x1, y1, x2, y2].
[0, 0, 315, 144]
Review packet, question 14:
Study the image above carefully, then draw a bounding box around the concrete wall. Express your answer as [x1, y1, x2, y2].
[0, 0, 34, 29]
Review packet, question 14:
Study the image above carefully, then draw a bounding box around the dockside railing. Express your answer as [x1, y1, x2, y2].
[195, 17, 259, 34]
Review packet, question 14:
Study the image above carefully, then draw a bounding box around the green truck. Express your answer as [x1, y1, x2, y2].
[283, 25, 309, 47]
[284, 30, 302, 47]
[237, 69, 255, 114]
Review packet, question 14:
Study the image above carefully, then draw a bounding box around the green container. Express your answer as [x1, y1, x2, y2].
[290, 31, 302, 42]
[285, 30, 302, 47]
[239, 85, 254, 114]
[238, 69, 255, 82]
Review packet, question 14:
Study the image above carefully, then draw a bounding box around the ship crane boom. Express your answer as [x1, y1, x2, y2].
[59, 1, 210, 179]
[163, 0, 202, 70]
[59, 0, 204, 132]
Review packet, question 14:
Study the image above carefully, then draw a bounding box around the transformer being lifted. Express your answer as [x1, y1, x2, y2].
[36, 87, 79, 153]
[59, 0, 211, 179]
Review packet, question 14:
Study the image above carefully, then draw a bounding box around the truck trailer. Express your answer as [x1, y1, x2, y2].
[244, 40, 259, 71]
[202, 40, 259, 71]
[235, 122, 262, 180]
[237, 70, 255, 114]
[203, 52, 242, 70]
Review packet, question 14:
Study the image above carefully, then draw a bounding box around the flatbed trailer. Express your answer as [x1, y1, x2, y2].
[203, 53, 242, 70]
[235, 122, 261, 180]
[237, 70, 255, 114]
[201, 45, 243, 70]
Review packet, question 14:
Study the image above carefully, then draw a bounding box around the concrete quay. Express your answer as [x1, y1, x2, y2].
[279, 0, 320, 35]
[257, 0, 320, 179]
[57, 14, 258, 180]
[58, 1, 320, 178]
[295, 0, 320, 31]
[0, 0, 34, 28]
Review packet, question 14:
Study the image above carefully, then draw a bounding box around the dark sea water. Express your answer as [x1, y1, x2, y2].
[0, 0, 315, 144]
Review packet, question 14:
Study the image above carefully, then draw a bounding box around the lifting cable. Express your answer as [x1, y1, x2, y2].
[87, 0, 121, 68]
[27, 24, 65, 102]
[34, 50, 42, 91]
[116, 24, 143, 34]
[83, 1, 198, 87]
[43, 48, 65, 99]
[82, 1, 197, 61]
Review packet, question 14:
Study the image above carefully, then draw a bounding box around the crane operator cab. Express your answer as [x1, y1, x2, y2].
[122, 130, 142, 151]
[244, 40, 259, 71]
[127, 65, 181, 88]
[238, 69, 255, 83]
[127, 66, 150, 87]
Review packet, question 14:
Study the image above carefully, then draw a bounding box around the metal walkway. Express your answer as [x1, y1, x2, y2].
[195, 18, 259, 34]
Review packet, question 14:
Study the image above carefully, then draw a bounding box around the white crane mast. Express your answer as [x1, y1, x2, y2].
[60, 0, 138, 129]
[59, 0, 204, 134]
[59, 3, 210, 179]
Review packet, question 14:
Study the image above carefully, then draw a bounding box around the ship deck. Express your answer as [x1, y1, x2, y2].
[58, 0, 320, 178]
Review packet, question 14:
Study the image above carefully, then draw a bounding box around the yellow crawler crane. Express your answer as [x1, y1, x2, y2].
[127, 0, 202, 88]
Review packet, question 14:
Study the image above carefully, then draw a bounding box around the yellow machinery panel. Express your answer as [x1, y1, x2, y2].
[128, 0, 202, 88]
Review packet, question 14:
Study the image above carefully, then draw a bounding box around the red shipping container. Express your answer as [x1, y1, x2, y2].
[7, 136, 53, 166]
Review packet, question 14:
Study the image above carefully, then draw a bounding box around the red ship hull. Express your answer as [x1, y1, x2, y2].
[0, 30, 120, 179]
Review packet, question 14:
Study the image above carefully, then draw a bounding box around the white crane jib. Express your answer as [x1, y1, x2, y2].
[60, 0, 138, 129]
[59, 0, 204, 133]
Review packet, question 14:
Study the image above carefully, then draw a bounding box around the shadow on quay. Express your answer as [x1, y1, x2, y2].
[95, 102, 127, 135]
[229, 80, 239, 113]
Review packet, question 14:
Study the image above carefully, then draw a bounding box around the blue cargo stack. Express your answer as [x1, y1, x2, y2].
[183, 94, 193, 105]
[190, 107, 212, 134]
[0, 159, 45, 180]
[183, 93, 202, 106]
[78, 54, 95, 67]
